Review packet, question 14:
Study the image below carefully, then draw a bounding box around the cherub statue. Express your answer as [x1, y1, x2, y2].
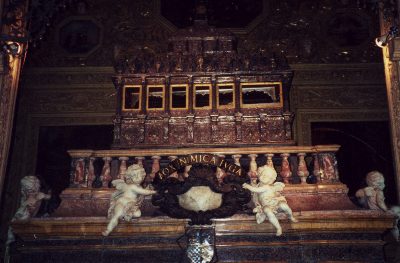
[13, 176, 51, 221]
[356, 171, 400, 241]
[243, 166, 297, 236]
[355, 170, 388, 211]
[102, 164, 157, 236]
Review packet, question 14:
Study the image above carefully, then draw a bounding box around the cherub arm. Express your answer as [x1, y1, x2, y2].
[376, 191, 388, 211]
[130, 185, 156, 195]
[272, 182, 285, 192]
[242, 183, 268, 193]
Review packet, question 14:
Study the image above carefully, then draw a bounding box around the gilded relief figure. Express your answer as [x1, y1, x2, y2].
[243, 166, 297, 236]
[102, 164, 156, 236]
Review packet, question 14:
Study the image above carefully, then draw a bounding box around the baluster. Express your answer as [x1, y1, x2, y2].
[168, 156, 179, 178]
[135, 156, 145, 167]
[297, 153, 309, 184]
[184, 164, 192, 178]
[312, 153, 321, 183]
[150, 156, 161, 180]
[280, 153, 292, 184]
[69, 157, 77, 186]
[248, 154, 258, 183]
[73, 158, 85, 187]
[87, 157, 96, 187]
[216, 154, 226, 184]
[101, 157, 112, 187]
[118, 157, 129, 180]
[264, 153, 275, 169]
[232, 154, 242, 167]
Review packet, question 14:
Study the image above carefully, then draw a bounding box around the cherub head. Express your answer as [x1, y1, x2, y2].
[125, 164, 147, 185]
[366, 171, 385, 190]
[21, 176, 41, 193]
[257, 166, 277, 185]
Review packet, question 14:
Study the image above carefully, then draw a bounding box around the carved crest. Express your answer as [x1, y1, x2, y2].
[152, 154, 251, 225]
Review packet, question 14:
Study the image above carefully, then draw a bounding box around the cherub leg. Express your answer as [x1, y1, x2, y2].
[102, 204, 124, 236]
[133, 209, 141, 218]
[263, 207, 282, 236]
[279, 203, 298, 223]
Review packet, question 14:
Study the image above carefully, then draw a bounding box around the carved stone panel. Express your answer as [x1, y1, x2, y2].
[145, 119, 163, 144]
[193, 118, 211, 144]
[168, 122, 187, 145]
[120, 120, 143, 146]
[216, 121, 236, 144]
[241, 119, 260, 144]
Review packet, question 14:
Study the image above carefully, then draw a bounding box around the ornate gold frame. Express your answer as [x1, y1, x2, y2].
[239, 82, 283, 108]
[193, 84, 212, 110]
[216, 83, 235, 109]
[146, 85, 165, 111]
[122, 85, 142, 111]
[170, 84, 189, 110]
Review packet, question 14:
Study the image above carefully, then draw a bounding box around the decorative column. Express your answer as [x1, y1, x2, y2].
[118, 157, 129, 180]
[186, 115, 194, 143]
[138, 115, 146, 143]
[265, 153, 275, 169]
[210, 114, 218, 142]
[297, 153, 309, 184]
[0, 0, 29, 204]
[312, 153, 321, 183]
[87, 157, 96, 187]
[112, 76, 123, 146]
[135, 156, 145, 168]
[378, 2, 400, 202]
[150, 156, 161, 181]
[232, 154, 242, 167]
[73, 158, 85, 187]
[280, 153, 292, 184]
[163, 115, 169, 143]
[235, 112, 243, 141]
[101, 157, 112, 187]
[248, 154, 258, 183]
[184, 165, 192, 178]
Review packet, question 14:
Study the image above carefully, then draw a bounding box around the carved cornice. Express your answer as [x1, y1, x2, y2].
[20, 64, 385, 88]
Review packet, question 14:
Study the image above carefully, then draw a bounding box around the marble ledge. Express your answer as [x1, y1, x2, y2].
[11, 210, 396, 241]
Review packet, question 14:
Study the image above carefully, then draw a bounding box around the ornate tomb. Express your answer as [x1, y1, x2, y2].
[8, 6, 397, 263]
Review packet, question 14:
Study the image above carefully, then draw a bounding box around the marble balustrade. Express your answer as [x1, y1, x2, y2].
[67, 145, 340, 188]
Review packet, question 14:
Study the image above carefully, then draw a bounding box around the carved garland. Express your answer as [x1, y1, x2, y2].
[151, 154, 251, 225]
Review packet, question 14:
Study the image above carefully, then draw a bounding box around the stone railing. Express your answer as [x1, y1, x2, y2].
[67, 145, 340, 189]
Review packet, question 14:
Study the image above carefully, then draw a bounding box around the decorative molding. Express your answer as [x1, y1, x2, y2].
[26, 89, 115, 113]
[296, 109, 389, 145]
[294, 85, 388, 109]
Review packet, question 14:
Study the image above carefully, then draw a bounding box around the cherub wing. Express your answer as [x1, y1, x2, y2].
[273, 182, 285, 192]
[110, 179, 126, 200]
[111, 179, 126, 190]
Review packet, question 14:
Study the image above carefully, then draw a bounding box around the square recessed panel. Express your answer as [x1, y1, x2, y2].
[58, 18, 101, 56]
[161, 0, 262, 28]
